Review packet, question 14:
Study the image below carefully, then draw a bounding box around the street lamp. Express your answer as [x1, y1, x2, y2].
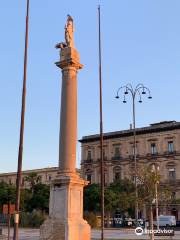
[152, 164, 160, 230]
[115, 83, 152, 226]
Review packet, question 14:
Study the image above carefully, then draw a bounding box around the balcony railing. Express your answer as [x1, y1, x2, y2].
[81, 150, 179, 164]
[97, 156, 108, 161]
[164, 151, 176, 155]
[146, 152, 158, 157]
[83, 159, 93, 164]
[111, 156, 121, 161]
[128, 154, 140, 159]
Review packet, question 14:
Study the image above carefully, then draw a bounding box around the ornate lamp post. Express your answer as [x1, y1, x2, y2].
[115, 83, 152, 226]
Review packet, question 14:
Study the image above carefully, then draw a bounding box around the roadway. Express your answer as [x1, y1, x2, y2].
[2, 228, 180, 240]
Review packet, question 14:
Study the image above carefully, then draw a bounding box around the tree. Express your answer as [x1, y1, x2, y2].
[84, 184, 100, 212]
[0, 182, 16, 211]
[84, 180, 136, 219]
[104, 187, 118, 227]
[27, 183, 50, 213]
[24, 172, 42, 193]
[137, 165, 171, 208]
[137, 165, 171, 240]
[109, 179, 136, 217]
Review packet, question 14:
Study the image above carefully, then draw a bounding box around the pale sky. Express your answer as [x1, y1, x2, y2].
[1, 0, 180, 172]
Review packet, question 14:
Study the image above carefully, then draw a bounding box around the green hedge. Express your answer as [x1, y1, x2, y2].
[20, 210, 47, 227]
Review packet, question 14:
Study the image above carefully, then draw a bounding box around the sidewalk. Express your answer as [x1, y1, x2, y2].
[2, 228, 180, 240]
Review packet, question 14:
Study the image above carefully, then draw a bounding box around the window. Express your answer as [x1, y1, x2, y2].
[172, 192, 176, 199]
[86, 174, 91, 183]
[87, 150, 91, 160]
[151, 143, 157, 155]
[113, 167, 121, 181]
[48, 175, 52, 181]
[169, 168, 176, 181]
[114, 147, 120, 157]
[131, 145, 137, 155]
[115, 172, 121, 181]
[168, 141, 174, 153]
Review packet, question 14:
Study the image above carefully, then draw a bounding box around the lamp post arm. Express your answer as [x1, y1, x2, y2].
[143, 86, 152, 96]
[135, 83, 144, 89]
[136, 89, 142, 100]
[116, 85, 127, 96]
[126, 83, 133, 90]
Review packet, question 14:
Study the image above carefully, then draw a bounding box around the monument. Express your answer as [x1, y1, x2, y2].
[40, 16, 91, 240]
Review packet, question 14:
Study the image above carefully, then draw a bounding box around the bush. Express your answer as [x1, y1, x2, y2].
[84, 212, 97, 228]
[20, 210, 47, 228]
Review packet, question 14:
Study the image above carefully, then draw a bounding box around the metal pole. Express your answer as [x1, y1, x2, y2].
[98, 5, 104, 240]
[132, 95, 138, 226]
[13, 1, 29, 239]
[8, 201, 10, 240]
[150, 204, 154, 240]
[155, 165, 159, 230]
[155, 182, 159, 229]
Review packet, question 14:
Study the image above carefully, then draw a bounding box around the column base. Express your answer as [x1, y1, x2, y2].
[40, 217, 90, 240]
[40, 172, 91, 240]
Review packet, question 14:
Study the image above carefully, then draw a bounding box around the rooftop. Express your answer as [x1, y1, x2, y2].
[0, 167, 59, 177]
[79, 121, 180, 143]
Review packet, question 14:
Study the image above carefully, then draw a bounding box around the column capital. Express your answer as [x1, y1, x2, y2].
[55, 47, 83, 70]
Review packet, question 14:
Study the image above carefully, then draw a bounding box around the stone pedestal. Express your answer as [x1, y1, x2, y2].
[40, 173, 90, 240]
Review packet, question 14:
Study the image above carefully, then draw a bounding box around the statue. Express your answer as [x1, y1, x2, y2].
[65, 14, 74, 47]
[55, 14, 74, 50]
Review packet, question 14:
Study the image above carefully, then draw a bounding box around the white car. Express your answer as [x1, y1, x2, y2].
[154, 215, 176, 227]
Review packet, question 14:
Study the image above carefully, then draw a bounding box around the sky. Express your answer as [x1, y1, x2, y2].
[0, 0, 180, 173]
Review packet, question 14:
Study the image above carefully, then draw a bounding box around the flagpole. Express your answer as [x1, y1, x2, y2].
[98, 5, 104, 240]
[13, 1, 29, 239]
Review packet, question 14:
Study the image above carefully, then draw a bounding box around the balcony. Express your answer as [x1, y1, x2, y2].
[164, 178, 177, 185]
[97, 156, 108, 162]
[128, 154, 140, 160]
[169, 178, 176, 183]
[82, 159, 93, 164]
[146, 152, 158, 158]
[164, 151, 176, 156]
[111, 156, 121, 161]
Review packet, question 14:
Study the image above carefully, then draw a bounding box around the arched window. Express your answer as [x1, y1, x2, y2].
[168, 168, 176, 181]
[113, 166, 121, 181]
[166, 162, 176, 182]
[85, 169, 92, 184]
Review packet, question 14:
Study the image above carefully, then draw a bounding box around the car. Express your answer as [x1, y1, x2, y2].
[176, 220, 180, 227]
[154, 215, 176, 227]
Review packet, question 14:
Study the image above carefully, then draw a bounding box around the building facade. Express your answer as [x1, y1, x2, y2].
[80, 121, 180, 218]
[0, 167, 59, 188]
[0, 167, 81, 188]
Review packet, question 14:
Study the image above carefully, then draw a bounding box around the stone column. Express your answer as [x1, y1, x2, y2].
[57, 47, 82, 173]
[40, 16, 90, 240]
